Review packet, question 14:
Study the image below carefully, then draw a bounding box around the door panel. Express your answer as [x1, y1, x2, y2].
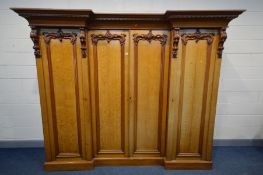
[97, 40, 122, 152]
[137, 40, 161, 152]
[129, 30, 170, 157]
[179, 40, 207, 154]
[167, 30, 218, 160]
[40, 29, 85, 160]
[50, 39, 80, 155]
[88, 30, 129, 157]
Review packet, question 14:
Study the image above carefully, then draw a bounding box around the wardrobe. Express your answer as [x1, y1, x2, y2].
[12, 8, 244, 171]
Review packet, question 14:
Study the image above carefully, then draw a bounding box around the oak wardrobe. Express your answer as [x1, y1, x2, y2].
[12, 8, 244, 171]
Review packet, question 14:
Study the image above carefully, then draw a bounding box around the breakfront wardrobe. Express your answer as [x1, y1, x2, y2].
[12, 8, 244, 171]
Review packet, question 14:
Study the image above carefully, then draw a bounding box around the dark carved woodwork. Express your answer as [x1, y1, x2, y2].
[91, 30, 126, 45]
[217, 27, 227, 58]
[133, 30, 167, 46]
[172, 27, 180, 58]
[181, 30, 214, 45]
[30, 27, 41, 58]
[43, 29, 77, 45]
[80, 27, 87, 58]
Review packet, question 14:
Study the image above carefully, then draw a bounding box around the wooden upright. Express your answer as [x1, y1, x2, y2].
[12, 8, 244, 171]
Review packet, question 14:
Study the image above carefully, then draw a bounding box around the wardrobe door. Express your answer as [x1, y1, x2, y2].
[38, 29, 88, 164]
[129, 30, 170, 157]
[88, 30, 129, 157]
[166, 29, 220, 165]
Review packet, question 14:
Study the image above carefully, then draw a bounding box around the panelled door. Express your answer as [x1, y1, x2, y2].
[87, 30, 170, 158]
[39, 29, 88, 161]
[166, 29, 220, 161]
[88, 30, 130, 157]
[129, 30, 170, 157]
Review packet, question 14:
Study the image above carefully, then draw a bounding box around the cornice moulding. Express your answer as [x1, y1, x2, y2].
[11, 8, 245, 28]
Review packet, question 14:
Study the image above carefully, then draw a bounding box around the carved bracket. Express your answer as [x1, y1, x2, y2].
[217, 27, 227, 58]
[80, 27, 87, 58]
[30, 27, 41, 58]
[133, 30, 167, 46]
[181, 30, 214, 45]
[43, 29, 77, 45]
[91, 30, 126, 45]
[172, 27, 180, 58]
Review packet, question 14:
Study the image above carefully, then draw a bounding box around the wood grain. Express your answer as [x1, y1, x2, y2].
[88, 30, 129, 157]
[130, 30, 169, 157]
[39, 31, 87, 162]
[167, 31, 219, 162]
[178, 40, 207, 155]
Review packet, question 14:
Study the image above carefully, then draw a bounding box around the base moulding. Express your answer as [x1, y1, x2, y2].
[44, 158, 212, 171]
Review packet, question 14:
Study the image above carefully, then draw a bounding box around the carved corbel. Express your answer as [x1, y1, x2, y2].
[217, 27, 227, 58]
[30, 27, 41, 58]
[80, 27, 87, 58]
[172, 27, 180, 58]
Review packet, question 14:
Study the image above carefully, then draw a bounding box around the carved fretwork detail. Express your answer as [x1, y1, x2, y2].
[181, 30, 214, 45]
[217, 27, 227, 58]
[91, 30, 126, 45]
[172, 27, 180, 58]
[80, 27, 87, 58]
[133, 30, 167, 46]
[30, 27, 41, 58]
[43, 29, 77, 44]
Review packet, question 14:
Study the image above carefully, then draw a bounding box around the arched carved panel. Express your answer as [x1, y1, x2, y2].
[175, 30, 215, 159]
[181, 30, 214, 45]
[89, 30, 128, 156]
[42, 29, 83, 159]
[43, 29, 77, 44]
[91, 30, 126, 45]
[132, 30, 169, 156]
[133, 30, 167, 46]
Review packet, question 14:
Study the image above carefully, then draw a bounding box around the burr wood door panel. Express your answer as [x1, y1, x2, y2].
[39, 31, 87, 161]
[166, 30, 220, 162]
[129, 30, 170, 157]
[88, 30, 129, 157]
